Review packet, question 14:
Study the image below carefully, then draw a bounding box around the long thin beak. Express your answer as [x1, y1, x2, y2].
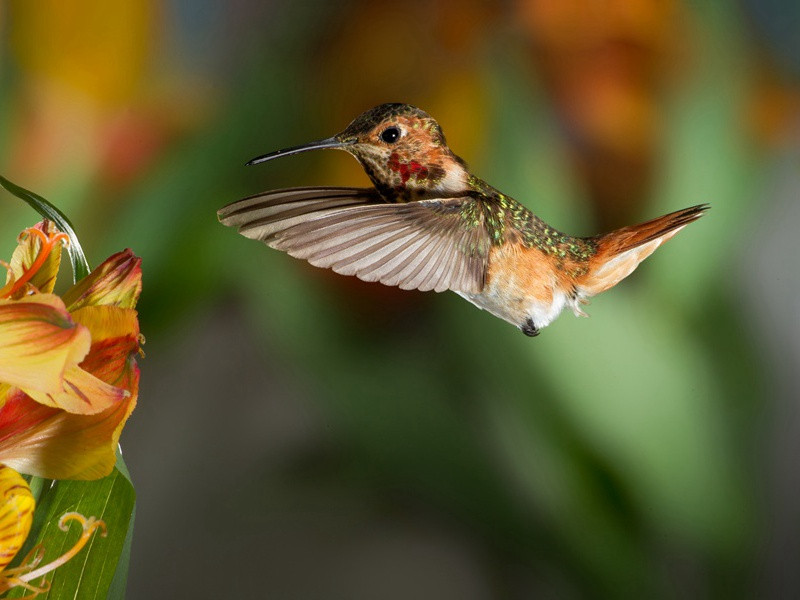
[246, 136, 352, 166]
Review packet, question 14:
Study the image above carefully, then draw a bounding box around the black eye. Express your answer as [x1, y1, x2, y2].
[380, 127, 400, 144]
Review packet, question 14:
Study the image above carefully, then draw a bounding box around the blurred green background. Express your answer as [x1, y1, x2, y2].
[1, 1, 799, 597]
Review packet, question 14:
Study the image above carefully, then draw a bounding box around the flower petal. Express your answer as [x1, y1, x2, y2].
[0, 295, 90, 395]
[71, 305, 140, 386]
[62, 250, 142, 311]
[0, 295, 129, 415]
[6, 221, 62, 294]
[0, 384, 137, 480]
[0, 465, 34, 571]
[24, 364, 130, 415]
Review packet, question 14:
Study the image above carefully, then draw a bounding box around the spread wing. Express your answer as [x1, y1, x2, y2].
[218, 186, 489, 293]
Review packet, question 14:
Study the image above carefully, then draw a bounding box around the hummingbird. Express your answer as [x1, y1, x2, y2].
[218, 103, 707, 337]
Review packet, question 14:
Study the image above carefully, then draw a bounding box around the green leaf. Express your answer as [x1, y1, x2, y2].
[6, 468, 136, 600]
[106, 451, 135, 600]
[105, 505, 135, 600]
[0, 175, 90, 283]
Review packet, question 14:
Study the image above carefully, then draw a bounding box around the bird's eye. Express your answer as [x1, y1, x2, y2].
[380, 127, 401, 144]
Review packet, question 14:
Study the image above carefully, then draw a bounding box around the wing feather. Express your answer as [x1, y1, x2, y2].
[404, 228, 452, 291]
[218, 187, 490, 294]
[219, 187, 380, 241]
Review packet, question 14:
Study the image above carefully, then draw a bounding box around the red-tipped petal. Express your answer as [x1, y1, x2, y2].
[62, 250, 142, 311]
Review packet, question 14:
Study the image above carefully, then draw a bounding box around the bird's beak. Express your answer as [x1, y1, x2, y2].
[246, 136, 355, 166]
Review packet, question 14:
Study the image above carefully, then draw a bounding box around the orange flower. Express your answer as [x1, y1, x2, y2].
[0, 220, 141, 596]
[0, 220, 141, 480]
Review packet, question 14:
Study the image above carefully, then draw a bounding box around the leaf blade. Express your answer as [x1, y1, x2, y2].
[0, 176, 90, 283]
[7, 467, 135, 599]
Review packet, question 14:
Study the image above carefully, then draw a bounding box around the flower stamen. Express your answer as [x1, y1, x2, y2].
[0, 576, 49, 600]
[0, 513, 106, 598]
[0, 226, 69, 299]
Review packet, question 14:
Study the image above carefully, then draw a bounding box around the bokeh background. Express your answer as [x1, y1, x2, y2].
[1, 1, 799, 597]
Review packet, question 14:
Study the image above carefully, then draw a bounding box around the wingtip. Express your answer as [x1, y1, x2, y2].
[217, 205, 234, 224]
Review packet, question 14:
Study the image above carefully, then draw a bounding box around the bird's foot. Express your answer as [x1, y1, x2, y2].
[568, 292, 590, 318]
[521, 319, 540, 337]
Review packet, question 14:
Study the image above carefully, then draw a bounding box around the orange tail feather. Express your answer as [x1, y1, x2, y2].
[577, 204, 709, 297]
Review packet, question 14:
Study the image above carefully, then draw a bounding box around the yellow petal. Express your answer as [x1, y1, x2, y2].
[6, 221, 62, 294]
[24, 363, 129, 415]
[71, 305, 140, 386]
[71, 305, 139, 344]
[0, 465, 34, 571]
[62, 250, 142, 311]
[0, 295, 90, 394]
[0, 295, 127, 414]
[0, 387, 136, 481]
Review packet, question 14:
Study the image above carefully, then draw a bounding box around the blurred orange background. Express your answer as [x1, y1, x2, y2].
[2, 0, 799, 597]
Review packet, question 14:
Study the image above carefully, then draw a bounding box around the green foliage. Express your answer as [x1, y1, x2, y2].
[7, 466, 135, 599]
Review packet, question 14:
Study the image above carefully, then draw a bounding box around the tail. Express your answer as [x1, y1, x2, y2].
[577, 204, 709, 297]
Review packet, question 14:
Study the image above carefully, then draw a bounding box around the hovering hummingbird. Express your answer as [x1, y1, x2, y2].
[218, 103, 707, 337]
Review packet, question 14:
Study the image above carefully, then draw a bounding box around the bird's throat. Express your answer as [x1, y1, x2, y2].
[371, 151, 469, 201]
